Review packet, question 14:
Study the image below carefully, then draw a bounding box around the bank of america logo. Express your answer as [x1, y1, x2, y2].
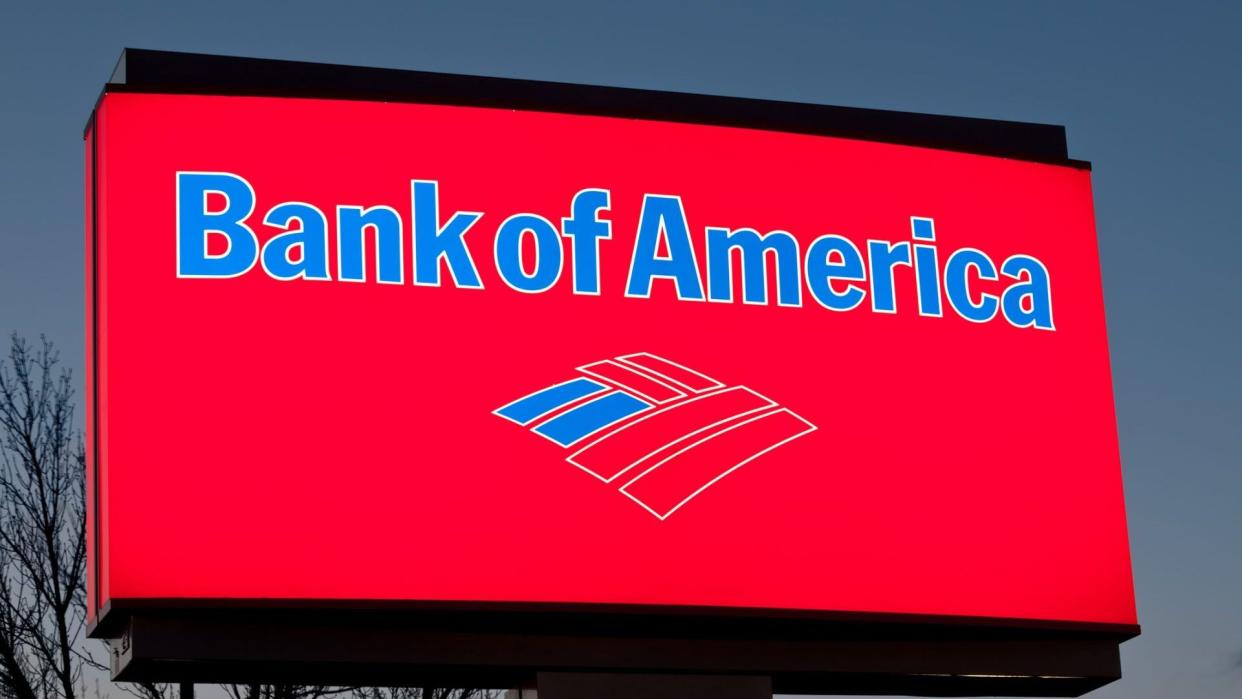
[494, 353, 816, 519]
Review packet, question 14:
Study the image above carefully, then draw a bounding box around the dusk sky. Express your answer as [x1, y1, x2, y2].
[1, 2, 1239, 697]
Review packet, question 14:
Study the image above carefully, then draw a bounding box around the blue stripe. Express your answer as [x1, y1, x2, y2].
[496, 377, 605, 425]
[533, 391, 650, 446]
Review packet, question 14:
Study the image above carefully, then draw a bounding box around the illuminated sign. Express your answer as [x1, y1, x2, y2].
[87, 87, 1134, 637]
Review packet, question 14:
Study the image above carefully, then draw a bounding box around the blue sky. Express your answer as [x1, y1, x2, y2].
[1, 1, 1238, 697]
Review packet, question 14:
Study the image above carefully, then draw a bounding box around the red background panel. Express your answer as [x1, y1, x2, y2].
[88, 92, 1134, 626]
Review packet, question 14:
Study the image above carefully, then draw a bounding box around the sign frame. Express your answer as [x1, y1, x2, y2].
[85, 49, 1137, 696]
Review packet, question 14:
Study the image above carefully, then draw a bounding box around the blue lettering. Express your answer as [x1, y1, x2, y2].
[260, 203, 331, 281]
[176, 172, 258, 278]
[336, 205, 403, 284]
[706, 228, 801, 306]
[911, 217, 942, 317]
[495, 214, 563, 293]
[411, 180, 483, 288]
[1001, 255, 1055, 330]
[867, 240, 912, 313]
[805, 235, 866, 311]
[625, 195, 704, 300]
[944, 248, 999, 323]
[561, 189, 612, 295]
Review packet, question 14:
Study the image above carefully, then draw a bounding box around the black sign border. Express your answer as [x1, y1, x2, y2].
[85, 49, 1131, 697]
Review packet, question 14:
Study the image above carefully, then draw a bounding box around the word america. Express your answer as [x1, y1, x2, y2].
[176, 172, 1053, 329]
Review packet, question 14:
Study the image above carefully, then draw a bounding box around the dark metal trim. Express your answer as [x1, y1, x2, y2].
[111, 609, 1124, 696]
[98, 48, 1087, 169]
[88, 597, 1140, 642]
[86, 112, 102, 618]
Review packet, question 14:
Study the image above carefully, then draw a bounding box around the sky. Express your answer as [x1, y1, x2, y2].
[1, 1, 1239, 697]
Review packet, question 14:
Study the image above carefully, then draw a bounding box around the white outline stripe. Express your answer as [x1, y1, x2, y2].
[607, 357, 696, 395]
[617, 352, 724, 392]
[619, 408, 817, 520]
[493, 354, 818, 521]
[566, 385, 756, 461]
[600, 359, 689, 400]
[577, 359, 685, 404]
[565, 386, 776, 483]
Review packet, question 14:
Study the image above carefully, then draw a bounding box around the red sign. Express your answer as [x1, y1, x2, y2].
[86, 91, 1135, 629]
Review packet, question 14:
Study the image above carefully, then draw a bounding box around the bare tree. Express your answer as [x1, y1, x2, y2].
[0, 335, 91, 699]
[347, 687, 494, 699]
[227, 685, 495, 699]
[1, 534, 42, 699]
[0, 334, 499, 699]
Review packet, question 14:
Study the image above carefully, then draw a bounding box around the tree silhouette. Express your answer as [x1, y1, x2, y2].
[0, 334, 497, 699]
[0, 335, 90, 699]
